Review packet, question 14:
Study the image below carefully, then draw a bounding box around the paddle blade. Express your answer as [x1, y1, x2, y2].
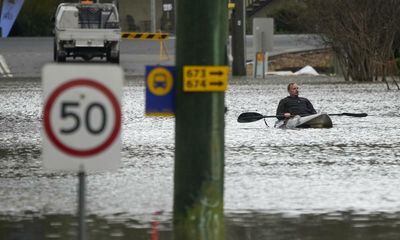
[237, 112, 265, 123]
[329, 113, 368, 117]
[336, 113, 368, 117]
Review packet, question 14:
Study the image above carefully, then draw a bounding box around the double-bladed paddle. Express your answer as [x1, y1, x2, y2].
[237, 112, 367, 123]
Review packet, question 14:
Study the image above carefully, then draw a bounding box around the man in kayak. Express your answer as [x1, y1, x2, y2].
[276, 82, 317, 120]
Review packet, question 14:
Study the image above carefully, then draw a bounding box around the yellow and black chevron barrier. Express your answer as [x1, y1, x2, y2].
[121, 32, 170, 60]
[121, 32, 169, 40]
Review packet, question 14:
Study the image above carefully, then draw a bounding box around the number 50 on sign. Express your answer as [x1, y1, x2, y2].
[42, 64, 123, 172]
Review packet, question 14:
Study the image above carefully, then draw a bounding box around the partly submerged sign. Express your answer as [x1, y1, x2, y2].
[0, 0, 25, 37]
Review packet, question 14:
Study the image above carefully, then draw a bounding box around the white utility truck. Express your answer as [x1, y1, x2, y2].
[53, 1, 121, 63]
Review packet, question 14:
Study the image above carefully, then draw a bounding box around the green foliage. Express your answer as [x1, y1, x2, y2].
[10, 0, 70, 36]
[301, 0, 400, 82]
[266, 1, 308, 33]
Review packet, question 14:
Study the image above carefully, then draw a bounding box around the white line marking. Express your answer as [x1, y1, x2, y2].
[0, 62, 4, 77]
[0, 55, 6, 77]
[0, 54, 13, 77]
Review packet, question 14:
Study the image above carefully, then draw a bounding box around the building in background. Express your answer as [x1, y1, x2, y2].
[116, 0, 292, 34]
[118, 0, 175, 33]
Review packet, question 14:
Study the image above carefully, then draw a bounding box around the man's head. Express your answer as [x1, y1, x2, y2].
[287, 82, 299, 97]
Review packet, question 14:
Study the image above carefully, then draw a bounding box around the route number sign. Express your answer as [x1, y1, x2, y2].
[42, 64, 123, 172]
[183, 66, 228, 92]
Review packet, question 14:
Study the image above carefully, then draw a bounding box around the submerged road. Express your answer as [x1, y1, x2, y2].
[1, 77, 400, 239]
[0, 35, 322, 78]
[1, 34, 400, 240]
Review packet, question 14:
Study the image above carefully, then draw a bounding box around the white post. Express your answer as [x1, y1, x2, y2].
[151, 0, 156, 32]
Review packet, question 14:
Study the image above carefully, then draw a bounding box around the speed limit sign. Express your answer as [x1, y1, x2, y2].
[42, 64, 123, 172]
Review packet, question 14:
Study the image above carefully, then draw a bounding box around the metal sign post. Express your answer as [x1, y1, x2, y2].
[253, 18, 273, 79]
[78, 168, 86, 240]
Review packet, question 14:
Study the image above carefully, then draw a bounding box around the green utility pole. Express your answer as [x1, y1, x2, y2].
[231, 0, 247, 76]
[173, 0, 227, 239]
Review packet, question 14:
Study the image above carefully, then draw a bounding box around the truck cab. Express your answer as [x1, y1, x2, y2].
[54, 1, 121, 63]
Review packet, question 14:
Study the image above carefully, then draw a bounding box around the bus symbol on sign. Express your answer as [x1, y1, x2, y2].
[147, 67, 173, 96]
[154, 73, 168, 89]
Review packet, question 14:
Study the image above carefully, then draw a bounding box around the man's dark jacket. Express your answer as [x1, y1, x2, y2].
[276, 96, 317, 120]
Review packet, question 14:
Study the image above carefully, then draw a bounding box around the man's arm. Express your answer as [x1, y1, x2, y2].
[276, 99, 286, 120]
[306, 99, 317, 114]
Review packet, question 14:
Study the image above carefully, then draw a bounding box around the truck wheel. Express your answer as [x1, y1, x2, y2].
[53, 40, 57, 61]
[109, 52, 120, 64]
[56, 51, 66, 62]
[57, 55, 66, 62]
[106, 51, 112, 62]
[113, 55, 120, 64]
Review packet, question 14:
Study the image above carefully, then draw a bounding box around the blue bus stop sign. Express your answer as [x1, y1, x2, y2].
[145, 66, 176, 116]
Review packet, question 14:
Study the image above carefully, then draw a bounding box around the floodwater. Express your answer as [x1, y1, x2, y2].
[1, 76, 400, 239]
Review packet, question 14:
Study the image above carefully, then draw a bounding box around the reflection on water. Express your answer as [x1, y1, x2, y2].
[2, 211, 400, 239]
[0, 213, 172, 239]
[1, 76, 400, 239]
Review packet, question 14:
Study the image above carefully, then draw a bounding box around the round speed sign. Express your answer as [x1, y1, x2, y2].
[43, 79, 121, 157]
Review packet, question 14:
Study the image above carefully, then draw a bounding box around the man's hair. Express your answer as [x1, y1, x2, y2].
[287, 82, 297, 91]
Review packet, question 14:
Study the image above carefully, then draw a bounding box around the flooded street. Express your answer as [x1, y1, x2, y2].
[1, 76, 400, 239]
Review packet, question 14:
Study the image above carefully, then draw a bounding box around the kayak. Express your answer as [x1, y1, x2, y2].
[275, 113, 333, 129]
